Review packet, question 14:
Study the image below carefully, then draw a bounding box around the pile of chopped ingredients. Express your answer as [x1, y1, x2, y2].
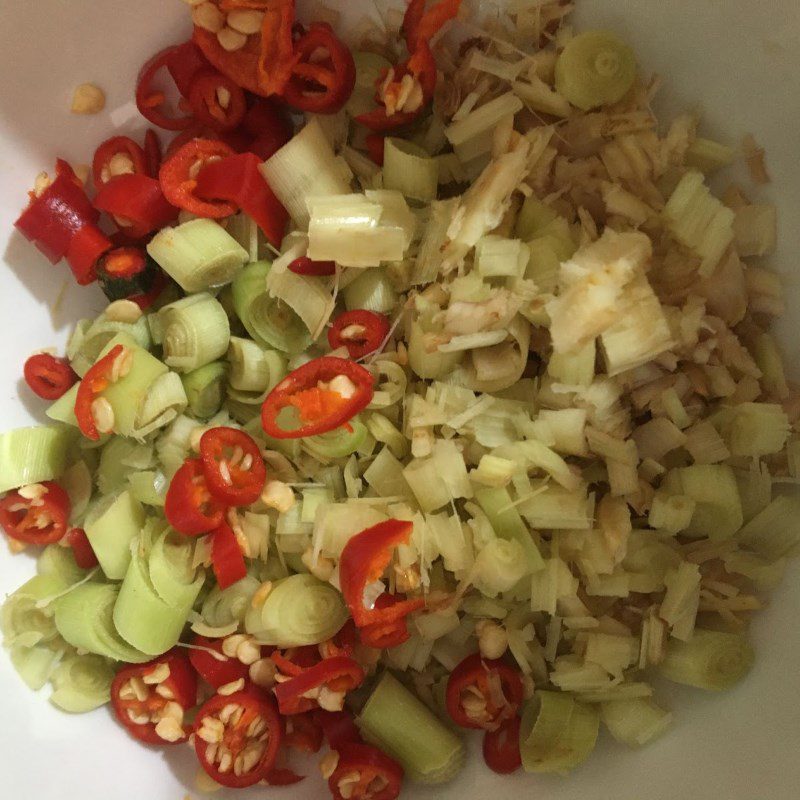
[2, 0, 796, 795]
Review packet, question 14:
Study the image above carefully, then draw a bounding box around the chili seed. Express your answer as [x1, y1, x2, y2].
[71, 83, 105, 115]
[320, 750, 340, 780]
[215, 86, 231, 110]
[218, 678, 245, 696]
[248, 657, 277, 689]
[155, 717, 184, 743]
[337, 772, 362, 800]
[318, 687, 346, 712]
[162, 701, 184, 721]
[127, 709, 150, 725]
[250, 581, 273, 609]
[217, 703, 241, 725]
[221, 634, 248, 658]
[155, 684, 175, 699]
[218, 460, 233, 486]
[236, 638, 261, 666]
[192, 2, 224, 33]
[118, 681, 136, 701]
[33, 172, 52, 198]
[339, 324, 367, 341]
[18, 483, 47, 501]
[240, 744, 262, 774]
[226, 9, 264, 35]
[328, 374, 357, 399]
[246, 716, 267, 738]
[91, 397, 115, 434]
[108, 152, 135, 177]
[218, 749, 233, 774]
[217, 26, 247, 52]
[205, 743, 218, 764]
[130, 676, 149, 702]
[143, 662, 170, 685]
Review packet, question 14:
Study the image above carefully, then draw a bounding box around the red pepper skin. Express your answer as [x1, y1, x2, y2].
[339, 520, 424, 628]
[358, 595, 412, 650]
[256, 0, 297, 96]
[128, 270, 169, 311]
[0, 482, 70, 546]
[111, 650, 198, 745]
[16, 160, 109, 283]
[355, 43, 438, 132]
[282, 23, 356, 114]
[211, 521, 248, 590]
[265, 768, 305, 786]
[403, 0, 463, 51]
[200, 427, 267, 507]
[165, 459, 226, 537]
[285, 711, 324, 753]
[93, 174, 179, 239]
[482, 714, 522, 774]
[166, 40, 210, 97]
[96, 247, 159, 303]
[328, 743, 404, 800]
[23, 353, 78, 400]
[242, 98, 293, 158]
[274, 656, 365, 715]
[261, 356, 374, 439]
[195, 153, 288, 246]
[328, 310, 391, 360]
[193, 26, 266, 97]
[65, 527, 99, 569]
[188, 635, 251, 690]
[159, 139, 238, 219]
[194, 690, 283, 788]
[287, 256, 336, 277]
[445, 653, 525, 732]
[315, 709, 364, 751]
[136, 46, 195, 131]
[365, 134, 386, 166]
[188, 69, 247, 132]
[271, 645, 320, 679]
[74, 344, 124, 441]
[92, 136, 148, 191]
[144, 129, 163, 178]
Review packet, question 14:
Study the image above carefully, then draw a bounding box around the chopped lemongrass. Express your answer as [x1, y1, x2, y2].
[358, 672, 465, 785]
[147, 219, 248, 293]
[84, 491, 146, 580]
[659, 630, 754, 691]
[181, 361, 227, 419]
[158, 293, 230, 373]
[601, 698, 672, 747]
[0, 425, 74, 494]
[383, 138, 439, 202]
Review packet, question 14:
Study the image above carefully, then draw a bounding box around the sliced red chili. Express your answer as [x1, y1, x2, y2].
[242, 98, 293, 159]
[165, 458, 226, 537]
[256, 0, 297, 96]
[482, 714, 522, 774]
[93, 173, 179, 239]
[23, 353, 78, 400]
[96, 247, 160, 303]
[15, 160, 110, 285]
[211, 521, 247, 590]
[285, 711, 324, 753]
[74, 344, 125, 440]
[194, 690, 282, 788]
[261, 356, 374, 439]
[92, 136, 148, 191]
[266, 767, 305, 786]
[195, 152, 288, 246]
[193, 26, 266, 97]
[445, 653, 524, 732]
[188, 635, 252, 690]
[274, 656, 364, 715]
[283, 23, 356, 114]
[315, 709, 364, 751]
[355, 43, 438, 132]
[199, 427, 266, 507]
[271, 645, 321, 679]
[328, 310, 391, 360]
[287, 256, 336, 277]
[0, 482, 70, 546]
[111, 650, 198, 745]
[144, 129, 163, 178]
[65, 527, 99, 569]
[159, 138, 237, 218]
[358, 596, 412, 650]
[136, 46, 195, 131]
[188, 69, 247, 132]
[128, 270, 170, 311]
[328, 743, 404, 800]
[166, 39, 210, 97]
[321, 619, 358, 660]
[403, 0, 463, 52]
[339, 520, 424, 628]
[365, 134, 385, 166]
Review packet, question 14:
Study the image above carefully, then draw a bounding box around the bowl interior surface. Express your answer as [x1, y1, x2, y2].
[0, 1, 798, 798]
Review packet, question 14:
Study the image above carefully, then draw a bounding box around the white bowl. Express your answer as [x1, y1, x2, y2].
[1, 1, 799, 798]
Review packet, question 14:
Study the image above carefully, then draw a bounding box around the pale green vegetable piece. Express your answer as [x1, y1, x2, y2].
[84, 491, 146, 580]
[659, 630, 754, 691]
[555, 31, 637, 111]
[147, 218, 248, 293]
[181, 361, 228, 419]
[358, 672, 465, 784]
[383, 137, 439, 202]
[520, 691, 600, 773]
[0, 425, 74, 493]
[148, 528, 205, 609]
[158, 293, 231, 373]
[49, 654, 115, 713]
[601, 698, 672, 747]
[245, 573, 347, 647]
[10, 645, 62, 690]
[1, 575, 66, 648]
